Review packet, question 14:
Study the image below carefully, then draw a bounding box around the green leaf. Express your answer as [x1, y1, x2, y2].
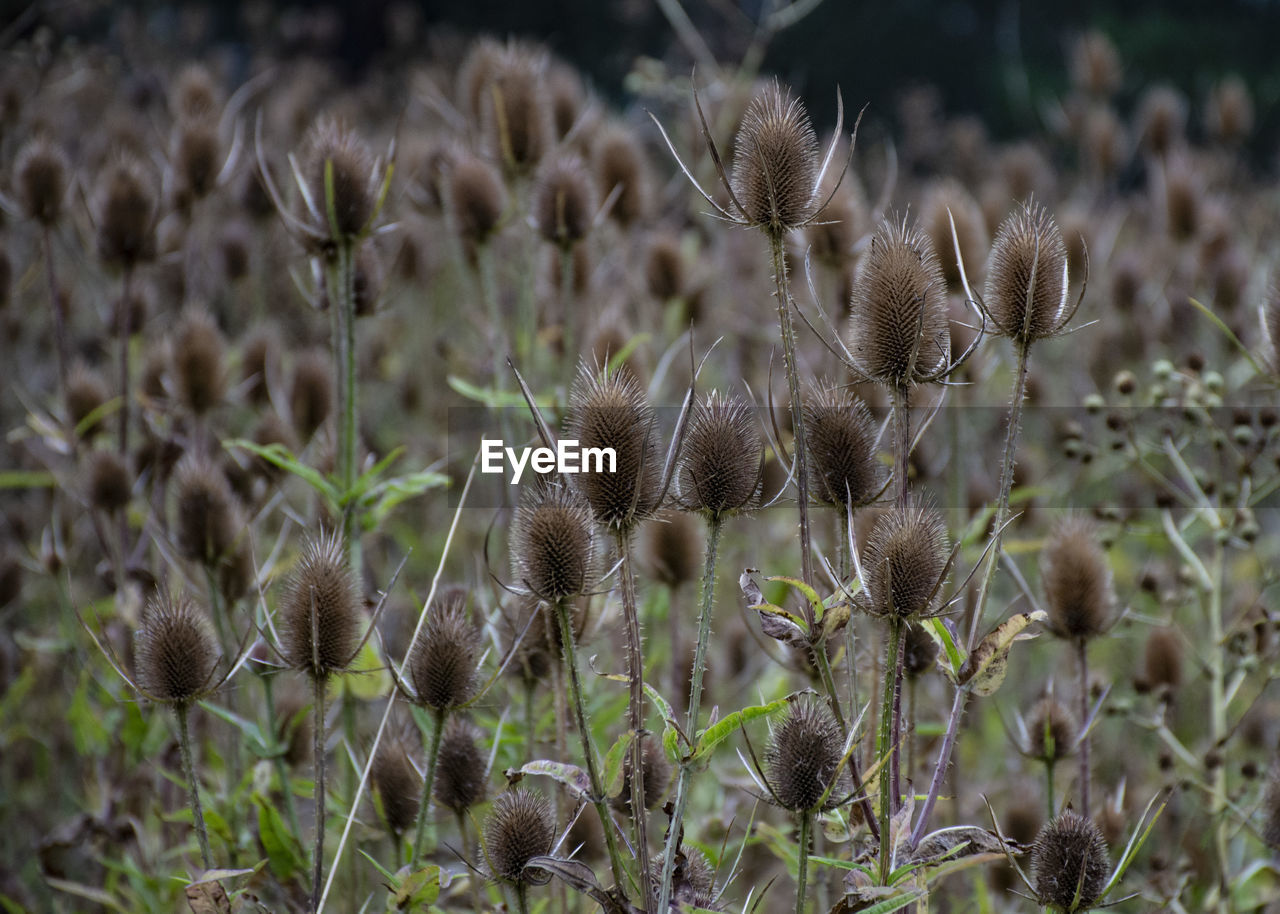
[346, 446, 406, 503]
[360, 471, 450, 530]
[0, 470, 56, 489]
[1188, 297, 1267, 376]
[200, 701, 271, 757]
[223, 439, 340, 508]
[691, 695, 792, 765]
[359, 849, 399, 883]
[605, 333, 651, 374]
[602, 731, 635, 799]
[336, 638, 392, 701]
[924, 618, 964, 682]
[957, 610, 1046, 697]
[447, 375, 553, 409]
[1100, 790, 1167, 899]
[253, 793, 307, 881]
[508, 761, 591, 799]
[765, 575, 825, 623]
[388, 865, 441, 910]
[643, 682, 683, 760]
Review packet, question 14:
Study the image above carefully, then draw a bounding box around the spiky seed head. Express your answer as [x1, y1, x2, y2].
[650, 846, 718, 910]
[902, 621, 939, 679]
[219, 220, 250, 280]
[457, 36, 506, 120]
[803, 382, 881, 510]
[14, 136, 69, 226]
[484, 48, 552, 175]
[847, 217, 950, 388]
[921, 179, 988, 292]
[450, 155, 505, 246]
[290, 349, 334, 441]
[1142, 627, 1182, 695]
[547, 62, 585, 139]
[677, 391, 761, 518]
[134, 590, 219, 704]
[66, 364, 109, 440]
[615, 734, 672, 812]
[1162, 160, 1201, 241]
[1040, 518, 1114, 642]
[371, 733, 422, 837]
[593, 124, 648, 226]
[171, 121, 220, 205]
[301, 117, 378, 241]
[1136, 86, 1187, 157]
[485, 788, 555, 884]
[984, 202, 1070, 344]
[1070, 31, 1122, 98]
[173, 456, 239, 565]
[408, 591, 481, 710]
[641, 511, 702, 589]
[861, 504, 950, 620]
[1031, 812, 1110, 911]
[567, 364, 659, 531]
[1263, 764, 1280, 851]
[279, 530, 361, 680]
[95, 157, 157, 269]
[766, 698, 846, 812]
[1025, 697, 1078, 763]
[730, 81, 819, 236]
[512, 483, 596, 602]
[86, 449, 132, 515]
[171, 309, 226, 416]
[434, 717, 487, 813]
[1206, 76, 1254, 145]
[535, 155, 596, 249]
[172, 64, 221, 122]
[645, 234, 685, 301]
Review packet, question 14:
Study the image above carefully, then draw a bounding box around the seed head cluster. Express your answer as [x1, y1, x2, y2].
[766, 698, 846, 812]
[485, 787, 555, 883]
[279, 530, 361, 680]
[803, 383, 881, 509]
[676, 391, 761, 518]
[1041, 518, 1114, 642]
[408, 589, 482, 710]
[1031, 812, 1110, 911]
[861, 504, 950, 619]
[134, 590, 219, 705]
[512, 483, 596, 602]
[730, 81, 819, 236]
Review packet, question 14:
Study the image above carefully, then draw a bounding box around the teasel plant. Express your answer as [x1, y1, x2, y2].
[650, 77, 856, 591]
[1014, 688, 1081, 819]
[481, 786, 556, 914]
[77, 588, 254, 872]
[254, 113, 394, 569]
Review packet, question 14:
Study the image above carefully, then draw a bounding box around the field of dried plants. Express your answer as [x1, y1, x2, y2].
[1, 7, 1278, 914]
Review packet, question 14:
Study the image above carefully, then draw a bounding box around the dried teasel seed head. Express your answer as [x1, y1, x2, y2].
[645, 234, 686, 302]
[730, 81, 819, 236]
[171, 121, 220, 205]
[301, 116, 379, 241]
[535, 155, 596, 249]
[1206, 75, 1254, 145]
[677, 391, 761, 518]
[567, 363, 660, 531]
[86, 449, 132, 515]
[484, 47, 552, 175]
[14, 136, 69, 226]
[484, 787, 555, 884]
[983, 201, 1070, 345]
[512, 483, 596, 602]
[1161, 159, 1201, 242]
[1136, 85, 1187, 158]
[615, 734, 672, 812]
[449, 155, 505, 246]
[434, 717, 487, 813]
[766, 698, 846, 812]
[134, 590, 220, 704]
[1070, 31, 1122, 98]
[457, 36, 506, 121]
[280, 530, 361, 680]
[546, 61, 586, 139]
[861, 504, 949, 620]
[641, 511, 702, 589]
[902, 621, 940, 679]
[593, 123, 648, 226]
[171, 309, 227, 416]
[1025, 697, 1078, 762]
[408, 589, 482, 710]
[1263, 764, 1280, 851]
[173, 456, 239, 565]
[371, 732, 422, 837]
[921, 178, 988, 293]
[650, 846, 718, 910]
[95, 157, 157, 269]
[290, 348, 334, 441]
[66, 364, 109, 440]
[172, 64, 222, 122]
[1142, 626, 1182, 695]
[1031, 812, 1110, 911]
[803, 382, 882, 510]
[1040, 518, 1114, 642]
[847, 216, 950, 388]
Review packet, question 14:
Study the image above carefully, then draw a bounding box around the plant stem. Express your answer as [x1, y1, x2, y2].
[1076, 639, 1091, 817]
[892, 384, 911, 509]
[514, 882, 530, 914]
[768, 232, 814, 588]
[175, 703, 212, 870]
[311, 674, 327, 914]
[325, 244, 360, 569]
[43, 226, 70, 402]
[1207, 541, 1229, 909]
[560, 245, 577, 396]
[411, 706, 446, 867]
[796, 809, 812, 914]
[554, 599, 629, 893]
[1045, 760, 1056, 820]
[117, 266, 133, 462]
[878, 618, 903, 884]
[908, 686, 963, 851]
[615, 531, 653, 912]
[457, 810, 483, 912]
[657, 517, 721, 914]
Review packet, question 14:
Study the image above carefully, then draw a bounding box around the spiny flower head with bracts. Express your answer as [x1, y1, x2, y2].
[279, 529, 362, 681]
[511, 482, 596, 603]
[434, 717, 487, 814]
[803, 381, 882, 511]
[371, 731, 422, 838]
[676, 391, 762, 520]
[407, 588, 483, 711]
[1022, 695, 1079, 764]
[1040, 517, 1115, 643]
[860, 503, 951, 620]
[134, 590, 221, 706]
[1030, 812, 1110, 912]
[649, 846, 719, 911]
[14, 135, 70, 227]
[566, 362, 661, 532]
[983, 201, 1079, 346]
[650, 77, 851, 240]
[764, 697, 848, 813]
[846, 216, 953, 390]
[484, 787, 555, 885]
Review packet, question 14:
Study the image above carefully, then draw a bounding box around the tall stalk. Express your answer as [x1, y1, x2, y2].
[311, 674, 327, 914]
[796, 809, 812, 914]
[614, 531, 652, 912]
[554, 599, 629, 893]
[411, 707, 446, 866]
[878, 618, 904, 884]
[43, 227, 70, 401]
[175, 703, 212, 870]
[1076, 639, 1091, 816]
[768, 234, 815, 588]
[324, 244, 360, 570]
